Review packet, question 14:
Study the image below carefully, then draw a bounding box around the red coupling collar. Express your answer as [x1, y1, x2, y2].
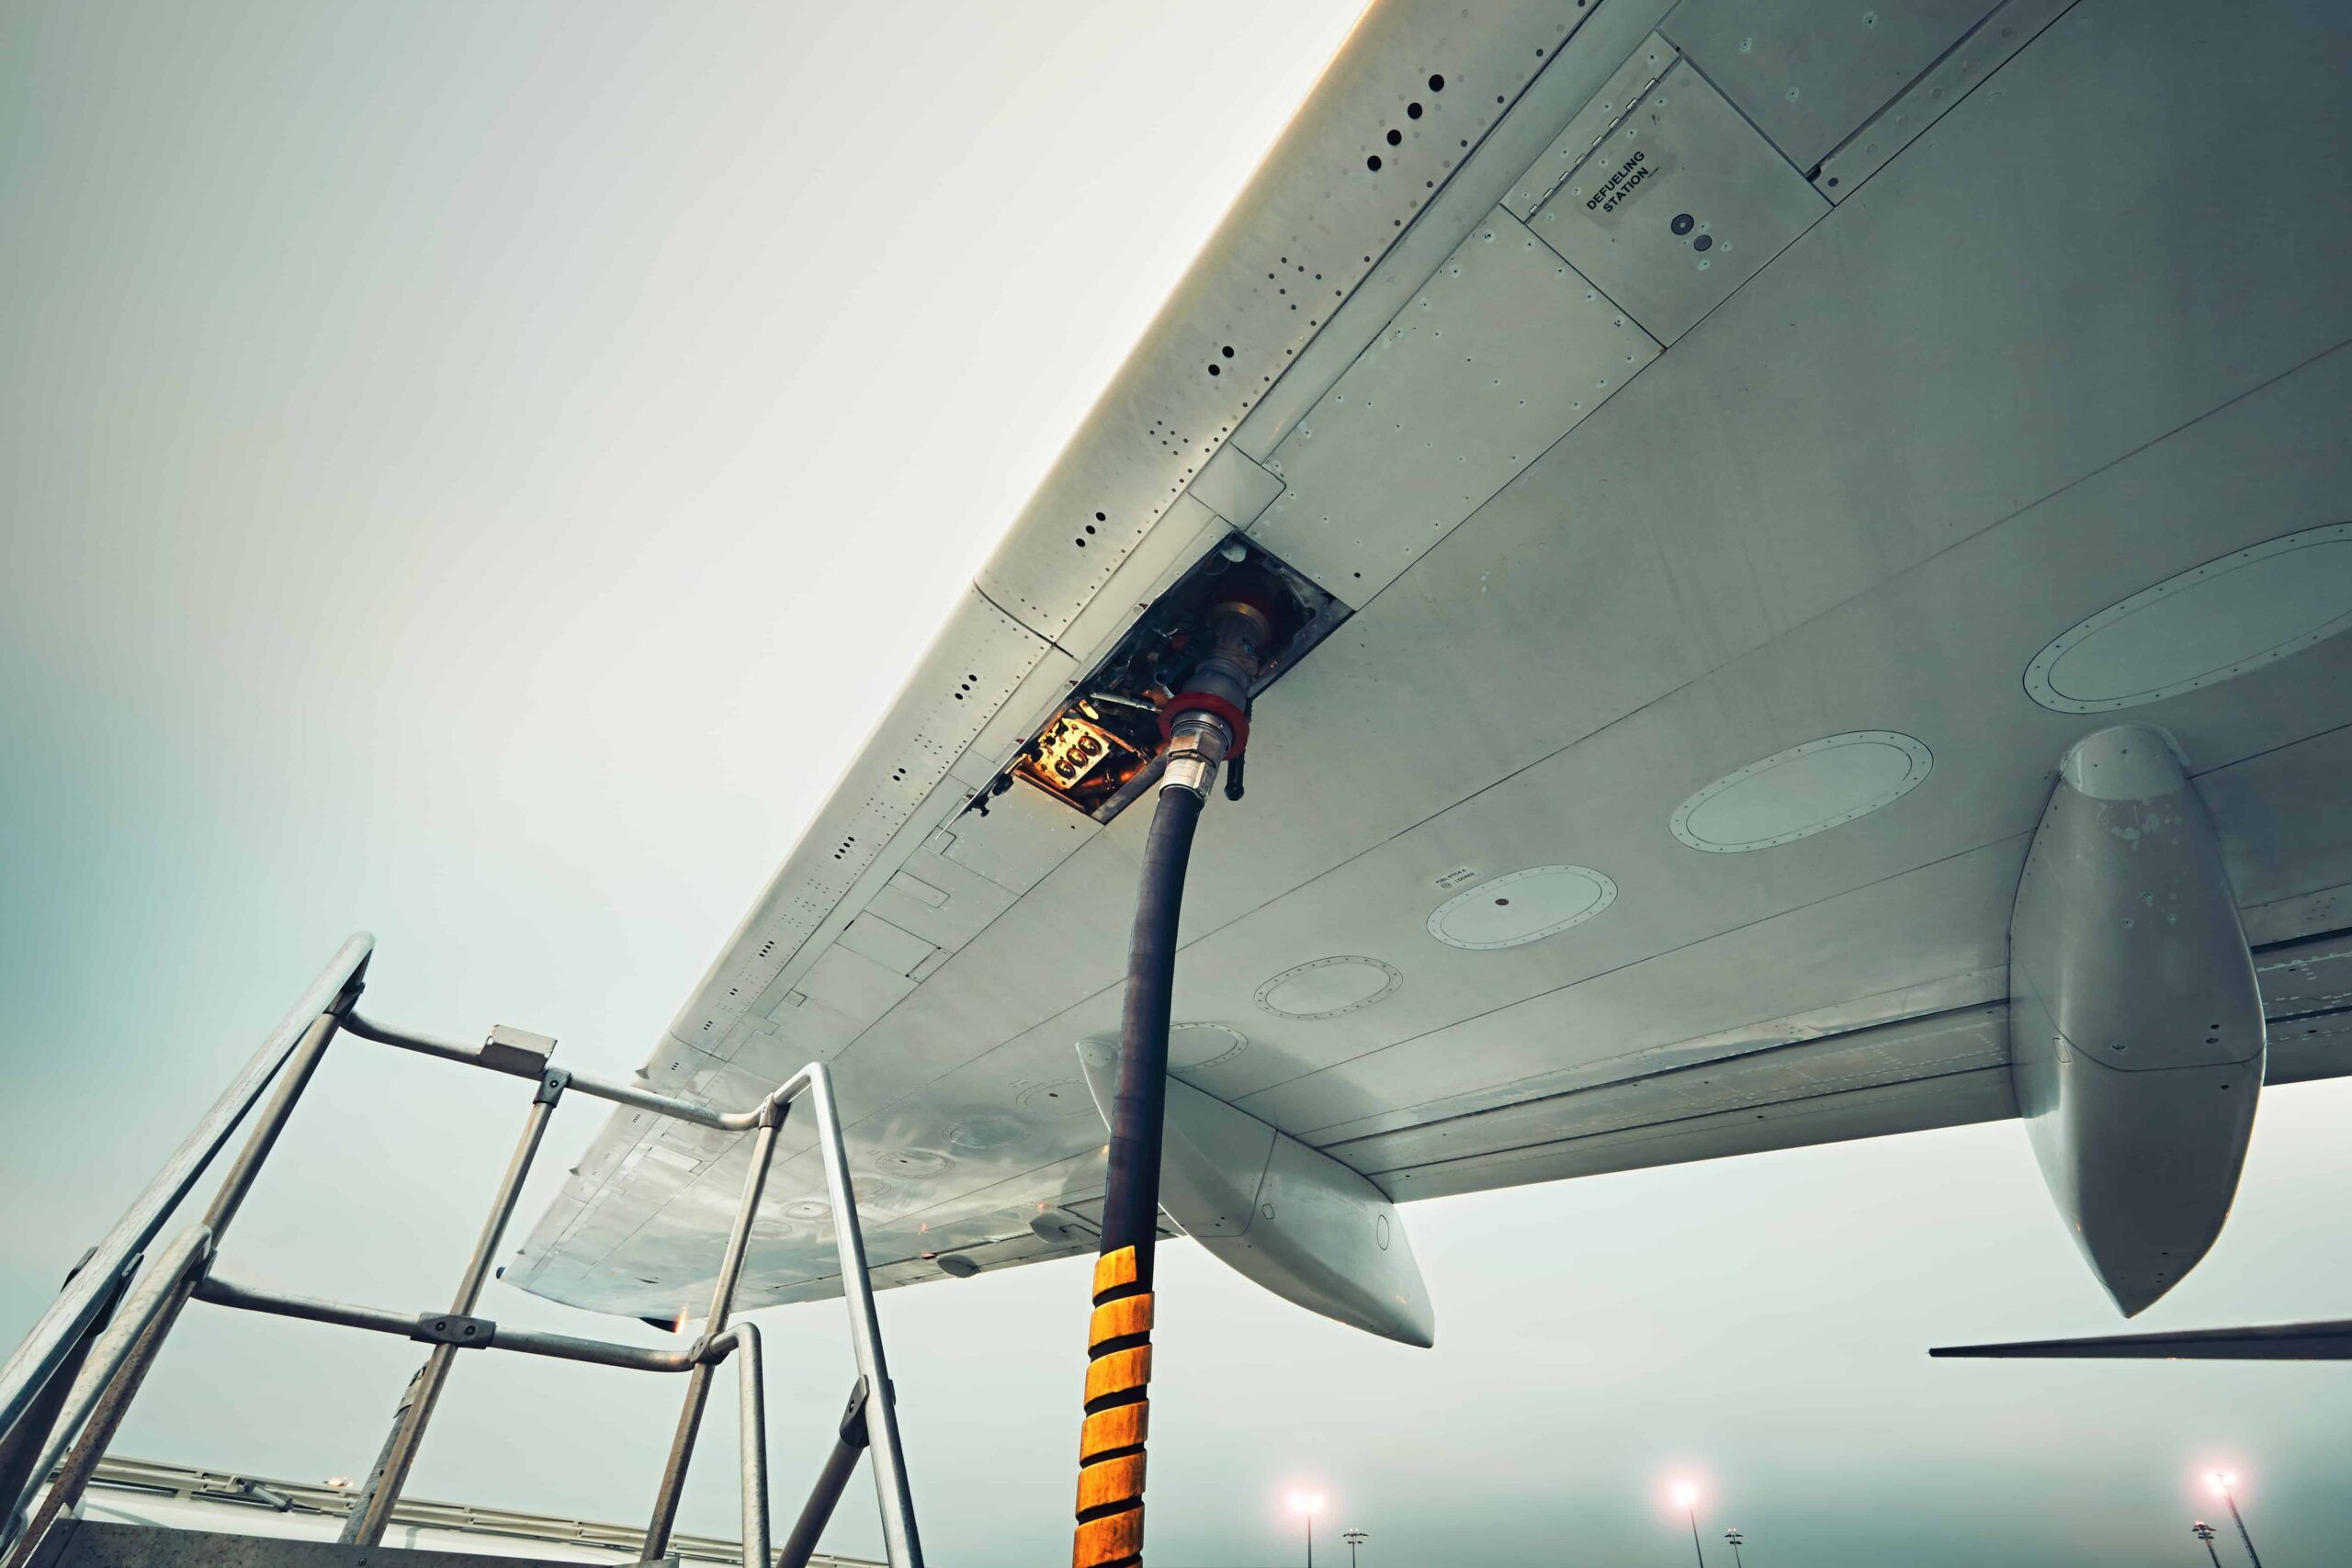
[1159, 691, 1250, 758]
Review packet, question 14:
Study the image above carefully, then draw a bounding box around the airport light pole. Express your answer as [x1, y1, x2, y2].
[1671, 1482, 1706, 1568]
[1343, 1528, 1368, 1568]
[1724, 1527, 1745, 1568]
[2191, 1521, 2222, 1568]
[1290, 1491, 1324, 1568]
[2208, 1473, 2265, 1568]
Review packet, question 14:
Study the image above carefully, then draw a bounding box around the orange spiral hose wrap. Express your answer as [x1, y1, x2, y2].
[1072, 1247, 1153, 1567]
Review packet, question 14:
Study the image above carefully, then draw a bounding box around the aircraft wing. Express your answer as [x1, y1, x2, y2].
[509, 0, 2352, 1328]
[1930, 1320, 2352, 1360]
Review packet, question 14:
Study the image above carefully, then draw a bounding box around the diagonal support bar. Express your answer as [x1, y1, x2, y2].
[776, 1379, 872, 1568]
[0, 936, 369, 1453]
[803, 1065, 922, 1568]
[3, 1000, 348, 1564]
[641, 1109, 782, 1559]
[343, 1069, 564, 1546]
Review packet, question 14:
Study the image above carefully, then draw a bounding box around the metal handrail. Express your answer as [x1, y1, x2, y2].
[707, 1323, 770, 1568]
[0, 939, 923, 1568]
[10, 1226, 216, 1534]
[192, 1271, 706, 1373]
[798, 1066, 921, 1567]
[339, 1011, 773, 1133]
[42, 1258, 778, 1568]
[0, 935, 372, 1446]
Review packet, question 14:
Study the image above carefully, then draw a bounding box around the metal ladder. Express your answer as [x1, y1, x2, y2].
[0, 934, 924, 1568]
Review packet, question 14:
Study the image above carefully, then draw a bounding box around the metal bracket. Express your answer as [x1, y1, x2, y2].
[480, 1025, 557, 1076]
[228, 1477, 294, 1512]
[535, 1067, 571, 1106]
[838, 1377, 873, 1450]
[411, 1313, 495, 1348]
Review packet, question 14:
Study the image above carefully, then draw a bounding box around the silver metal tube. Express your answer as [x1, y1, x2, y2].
[202, 1010, 344, 1239]
[804, 1064, 923, 1568]
[345, 1085, 559, 1546]
[0, 1259, 120, 1547]
[337, 1012, 501, 1072]
[702, 1120, 781, 1342]
[448, 1096, 556, 1317]
[493, 1326, 695, 1374]
[0, 1290, 182, 1568]
[192, 1273, 699, 1373]
[192, 1276, 415, 1338]
[707, 1325, 770, 1568]
[640, 1357, 714, 1541]
[2, 1227, 212, 1539]
[1158, 711, 1233, 800]
[562, 1067, 759, 1132]
[0, 934, 370, 1447]
[776, 1438, 864, 1568]
[342, 1011, 780, 1133]
[776, 1381, 871, 1568]
[4, 1006, 345, 1560]
[641, 1112, 782, 1559]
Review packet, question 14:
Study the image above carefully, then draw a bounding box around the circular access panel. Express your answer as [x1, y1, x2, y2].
[1168, 1022, 1250, 1074]
[1016, 1079, 1095, 1115]
[870, 1148, 950, 1179]
[948, 1114, 1026, 1151]
[1427, 864, 1617, 950]
[2023, 523, 2352, 713]
[1254, 956, 1402, 1020]
[1671, 731, 1933, 853]
[1078, 1023, 1247, 1082]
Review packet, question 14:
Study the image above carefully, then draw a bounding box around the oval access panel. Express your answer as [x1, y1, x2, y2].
[1169, 1021, 1250, 1074]
[870, 1148, 950, 1179]
[1427, 864, 1617, 950]
[1254, 957, 1402, 1020]
[2024, 523, 2352, 713]
[1016, 1080, 1094, 1116]
[1671, 731, 1932, 853]
[948, 1114, 1026, 1151]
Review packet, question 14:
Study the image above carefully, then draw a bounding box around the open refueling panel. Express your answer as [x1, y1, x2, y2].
[985, 536, 1346, 821]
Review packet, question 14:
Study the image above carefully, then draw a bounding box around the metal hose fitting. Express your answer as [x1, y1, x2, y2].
[1159, 711, 1233, 800]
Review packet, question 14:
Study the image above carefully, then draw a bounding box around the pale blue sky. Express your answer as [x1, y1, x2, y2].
[2, 5, 2345, 1565]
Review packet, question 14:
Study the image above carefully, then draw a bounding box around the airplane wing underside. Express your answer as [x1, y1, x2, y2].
[509, 0, 2352, 1325]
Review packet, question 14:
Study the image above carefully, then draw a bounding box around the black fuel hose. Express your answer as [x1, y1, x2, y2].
[1098, 781, 1204, 1276]
[1072, 778, 1204, 1568]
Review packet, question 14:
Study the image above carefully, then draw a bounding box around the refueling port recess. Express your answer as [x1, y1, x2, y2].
[1000, 537, 1346, 821]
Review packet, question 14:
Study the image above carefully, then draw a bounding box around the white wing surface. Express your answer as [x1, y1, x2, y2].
[511, 0, 2352, 1325]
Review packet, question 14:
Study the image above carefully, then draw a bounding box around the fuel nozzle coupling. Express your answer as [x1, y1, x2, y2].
[1159, 589, 1272, 802]
[1160, 709, 1232, 800]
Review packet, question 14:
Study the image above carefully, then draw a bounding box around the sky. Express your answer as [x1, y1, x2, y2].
[0, 3, 2346, 1565]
